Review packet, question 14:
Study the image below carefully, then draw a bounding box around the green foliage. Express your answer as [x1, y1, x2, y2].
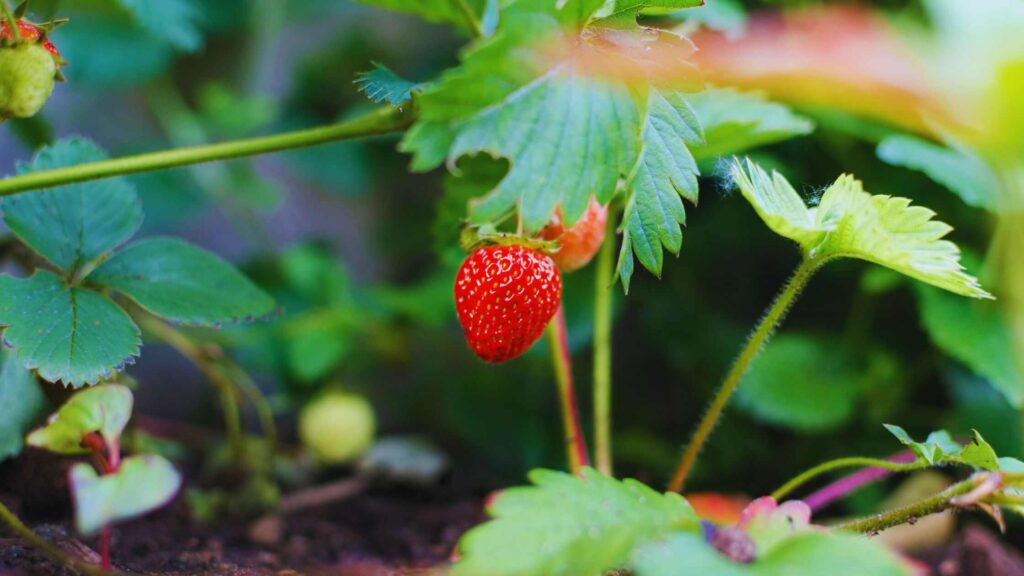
[70, 454, 182, 535]
[876, 134, 998, 211]
[27, 385, 133, 456]
[730, 158, 992, 299]
[352, 0, 505, 30]
[0, 271, 141, 387]
[917, 284, 1022, 407]
[91, 237, 276, 326]
[884, 424, 999, 470]
[4, 139, 142, 274]
[453, 467, 699, 576]
[114, 0, 203, 52]
[0, 348, 45, 461]
[401, 0, 711, 289]
[735, 334, 863, 431]
[689, 88, 813, 161]
[632, 531, 909, 576]
[354, 62, 423, 106]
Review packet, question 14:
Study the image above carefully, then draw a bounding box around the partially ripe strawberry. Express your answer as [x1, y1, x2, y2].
[1, 20, 61, 61]
[454, 245, 562, 362]
[0, 19, 62, 120]
[540, 198, 608, 273]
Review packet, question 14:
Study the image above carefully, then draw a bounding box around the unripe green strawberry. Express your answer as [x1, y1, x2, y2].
[299, 391, 377, 464]
[0, 42, 56, 120]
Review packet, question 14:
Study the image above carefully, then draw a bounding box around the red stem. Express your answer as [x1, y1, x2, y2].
[548, 306, 590, 472]
[100, 527, 111, 571]
[81, 432, 119, 570]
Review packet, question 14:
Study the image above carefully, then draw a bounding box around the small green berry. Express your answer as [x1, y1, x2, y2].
[0, 43, 56, 120]
[299, 391, 376, 464]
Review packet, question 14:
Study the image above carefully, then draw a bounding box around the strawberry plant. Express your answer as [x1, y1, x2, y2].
[0, 0, 1022, 574]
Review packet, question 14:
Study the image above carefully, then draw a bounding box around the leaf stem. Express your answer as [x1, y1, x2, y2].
[451, 0, 484, 37]
[0, 500, 109, 576]
[771, 456, 930, 501]
[593, 210, 617, 476]
[833, 476, 979, 534]
[668, 256, 826, 492]
[0, 105, 414, 196]
[0, 0, 21, 42]
[547, 306, 590, 473]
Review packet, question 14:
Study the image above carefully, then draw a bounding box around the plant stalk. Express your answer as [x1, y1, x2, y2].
[547, 306, 590, 473]
[0, 500, 109, 576]
[833, 476, 979, 534]
[592, 213, 616, 476]
[0, 106, 413, 196]
[771, 456, 929, 501]
[668, 256, 825, 492]
[0, 0, 20, 42]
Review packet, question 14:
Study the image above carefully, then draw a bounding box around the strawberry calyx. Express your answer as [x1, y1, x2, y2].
[1, 15, 66, 76]
[459, 224, 560, 255]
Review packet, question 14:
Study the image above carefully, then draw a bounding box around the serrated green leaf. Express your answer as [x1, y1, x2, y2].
[90, 237, 275, 327]
[0, 348, 45, 461]
[355, 63, 423, 106]
[453, 467, 699, 576]
[352, 0, 506, 29]
[883, 424, 998, 470]
[27, 385, 133, 456]
[631, 531, 908, 576]
[960, 430, 1000, 471]
[0, 271, 140, 387]
[731, 158, 992, 299]
[877, 135, 998, 212]
[735, 334, 862, 431]
[689, 88, 813, 161]
[916, 284, 1021, 406]
[115, 0, 203, 52]
[3, 139, 142, 276]
[70, 454, 182, 535]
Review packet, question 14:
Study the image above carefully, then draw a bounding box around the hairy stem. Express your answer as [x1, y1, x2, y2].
[833, 476, 978, 534]
[547, 306, 590, 473]
[668, 256, 825, 492]
[452, 0, 484, 37]
[592, 212, 616, 476]
[0, 500, 110, 576]
[804, 450, 918, 512]
[0, 106, 413, 196]
[772, 456, 929, 501]
[0, 1, 20, 42]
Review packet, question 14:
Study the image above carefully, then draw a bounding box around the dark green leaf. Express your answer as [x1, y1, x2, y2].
[91, 237, 275, 326]
[453, 467, 699, 576]
[115, 0, 203, 52]
[352, 0, 503, 29]
[0, 272, 140, 387]
[70, 454, 181, 535]
[3, 139, 142, 275]
[0, 348, 46, 461]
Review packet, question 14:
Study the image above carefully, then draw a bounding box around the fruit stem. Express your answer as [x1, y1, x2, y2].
[99, 527, 111, 571]
[0, 105, 414, 196]
[547, 306, 590, 473]
[0, 1, 21, 43]
[592, 211, 617, 476]
[0, 500, 110, 576]
[771, 455, 929, 502]
[668, 256, 825, 492]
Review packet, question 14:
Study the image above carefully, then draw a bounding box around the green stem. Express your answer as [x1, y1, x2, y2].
[592, 211, 616, 476]
[0, 106, 413, 196]
[772, 457, 930, 501]
[833, 476, 977, 534]
[224, 359, 277, 449]
[0, 500, 108, 576]
[452, 0, 484, 37]
[668, 256, 826, 492]
[547, 306, 590, 473]
[1, 1, 21, 42]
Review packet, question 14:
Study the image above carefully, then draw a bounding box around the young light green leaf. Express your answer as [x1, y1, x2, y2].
[3, 139, 142, 276]
[0, 348, 46, 461]
[354, 63, 423, 106]
[960, 430, 1000, 471]
[0, 272, 141, 387]
[877, 134, 998, 212]
[453, 467, 700, 576]
[90, 237, 275, 326]
[27, 385, 134, 456]
[632, 531, 908, 576]
[115, 0, 203, 52]
[735, 334, 862, 431]
[731, 158, 992, 299]
[884, 425, 999, 471]
[689, 88, 813, 161]
[70, 454, 182, 536]
[917, 284, 1022, 407]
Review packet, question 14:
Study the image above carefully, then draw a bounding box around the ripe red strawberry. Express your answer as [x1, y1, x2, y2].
[454, 245, 562, 363]
[540, 198, 608, 273]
